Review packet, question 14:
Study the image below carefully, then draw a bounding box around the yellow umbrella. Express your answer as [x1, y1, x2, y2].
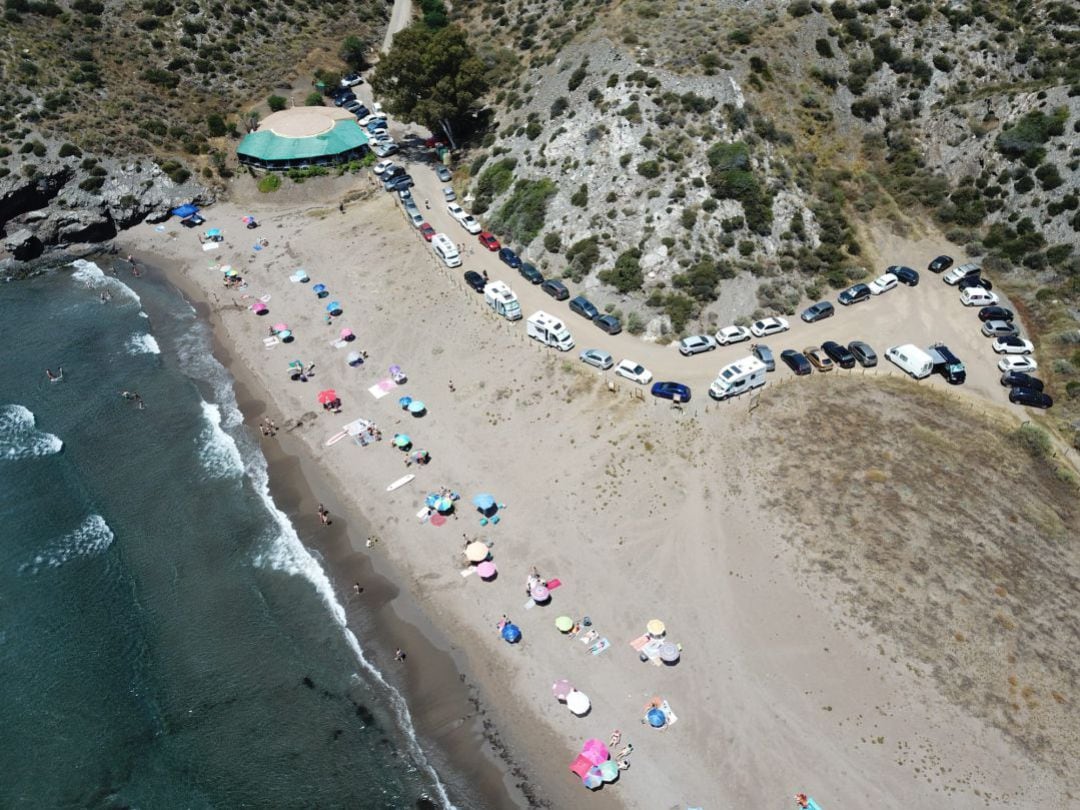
[555, 616, 573, 632]
[465, 542, 489, 562]
[646, 619, 666, 637]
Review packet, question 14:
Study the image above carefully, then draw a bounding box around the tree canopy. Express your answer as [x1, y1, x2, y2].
[370, 24, 487, 143]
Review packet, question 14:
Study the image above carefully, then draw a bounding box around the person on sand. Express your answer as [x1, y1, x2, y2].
[447, 380, 455, 392]
[317, 504, 330, 526]
[394, 648, 406, 663]
[353, 582, 363, 596]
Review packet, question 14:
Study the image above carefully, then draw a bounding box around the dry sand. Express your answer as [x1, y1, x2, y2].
[119, 168, 1077, 809]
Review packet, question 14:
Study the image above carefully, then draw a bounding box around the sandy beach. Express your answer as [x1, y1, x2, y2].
[118, 167, 1077, 809]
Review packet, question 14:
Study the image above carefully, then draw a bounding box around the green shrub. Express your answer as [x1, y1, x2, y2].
[815, 38, 834, 58]
[932, 53, 952, 72]
[543, 232, 562, 253]
[570, 184, 588, 208]
[258, 173, 281, 193]
[662, 292, 696, 332]
[525, 121, 542, 140]
[78, 175, 105, 192]
[304, 92, 324, 107]
[568, 62, 588, 92]
[565, 236, 600, 281]
[850, 97, 880, 120]
[1035, 163, 1063, 190]
[706, 141, 772, 234]
[206, 113, 227, 137]
[141, 68, 179, 88]
[488, 178, 557, 245]
[625, 311, 646, 335]
[267, 95, 288, 112]
[637, 160, 661, 178]
[473, 157, 516, 213]
[599, 248, 644, 292]
[995, 107, 1069, 162]
[789, 0, 812, 16]
[1013, 424, 1051, 458]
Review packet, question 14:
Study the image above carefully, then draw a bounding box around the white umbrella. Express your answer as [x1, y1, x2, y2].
[566, 689, 590, 716]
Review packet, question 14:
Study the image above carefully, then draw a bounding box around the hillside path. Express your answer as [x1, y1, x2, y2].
[382, 0, 412, 53]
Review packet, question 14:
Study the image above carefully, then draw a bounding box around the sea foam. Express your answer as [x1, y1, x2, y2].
[70, 259, 141, 305]
[20, 514, 114, 574]
[0, 404, 64, 460]
[126, 332, 161, 355]
[196, 400, 244, 479]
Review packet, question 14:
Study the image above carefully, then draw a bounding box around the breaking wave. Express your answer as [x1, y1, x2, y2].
[0, 405, 63, 460]
[20, 515, 114, 574]
[126, 332, 161, 355]
[70, 259, 141, 305]
[196, 401, 244, 479]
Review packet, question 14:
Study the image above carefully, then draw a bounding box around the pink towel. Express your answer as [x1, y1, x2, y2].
[629, 634, 650, 652]
[546, 578, 562, 590]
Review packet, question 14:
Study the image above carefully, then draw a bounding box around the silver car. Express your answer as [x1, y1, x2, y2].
[442, 186, 456, 202]
[579, 349, 614, 370]
[678, 334, 717, 356]
[981, 320, 1019, 338]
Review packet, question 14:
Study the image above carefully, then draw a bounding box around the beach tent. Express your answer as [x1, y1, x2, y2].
[569, 755, 593, 779]
[171, 204, 199, 218]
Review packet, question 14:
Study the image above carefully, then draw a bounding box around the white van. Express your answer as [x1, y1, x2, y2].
[885, 344, 934, 378]
[709, 356, 766, 401]
[526, 311, 574, 351]
[431, 233, 461, 268]
[484, 281, 522, 321]
[960, 287, 999, 307]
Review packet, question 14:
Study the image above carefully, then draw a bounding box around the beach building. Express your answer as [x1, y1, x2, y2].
[237, 107, 369, 170]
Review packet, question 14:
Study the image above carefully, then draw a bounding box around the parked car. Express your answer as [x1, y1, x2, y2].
[993, 336, 1034, 355]
[463, 271, 486, 292]
[580, 349, 614, 370]
[419, 223, 436, 242]
[569, 296, 599, 320]
[341, 73, 363, 87]
[615, 360, 653, 385]
[459, 215, 482, 235]
[960, 287, 999, 307]
[889, 265, 920, 286]
[981, 320, 1019, 338]
[804, 346, 834, 371]
[944, 263, 981, 285]
[364, 118, 388, 132]
[848, 340, 877, 367]
[385, 174, 413, 192]
[333, 92, 356, 107]
[1009, 387, 1053, 409]
[780, 349, 813, 375]
[498, 247, 521, 268]
[397, 187, 413, 202]
[678, 335, 717, 356]
[351, 105, 370, 120]
[928, 255, 954, 273]
[998, 356, 1037, 373]
[446, 202, 465, 221]
[750, 316, 790, 337]
[751, 343, 775, 371]
[343, 100, 364, 114]
[958, 275, 993, 291]
[651, 381, 692, 402]
[371, 142, 398, 157]
[801, 301, 835, 322]
[519, 263, 543, 284]
[868, 272, 898, 295]
[541, 279, 569, 300]
[408, 210, 424, 228]
[435, 165, 452, 182]
[424, 135, 448, 149]
[715, 325, 752, 345]
[441, 186, 456, 202]
[373, 160, 395, 175]
[978, 305, 1014, 322]
[821, 340, 856, 369]
[838, 283, 872, 305]
[1000, 371, 1043, 391]
[478, 232, 500, 251]
[928, 343, 966, 385]
[595, 315, 622, 335]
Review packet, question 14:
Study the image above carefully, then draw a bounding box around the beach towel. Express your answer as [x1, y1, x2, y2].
[460, 567, 476, 578]
[416, 508, 430, 523]
[579, 630, 599, 646]
[546, 578, 562, 590]
[589, 638, 610, 656]
[629, 634, 650, 652]
[523, 599, 536, 610]
[368, 379, 396, 399]
[262, 337, 279, 349]
[202, 242, 219, 251]
[642, 639, 664, 664]
[661, 700, 678, 727]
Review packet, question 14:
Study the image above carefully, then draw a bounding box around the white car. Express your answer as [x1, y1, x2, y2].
[992, 337, 1034, 355]
[373, 160, 395, 175]
[868, 273, 898, 295]
[960, 287, 999, 307]
[714, 325, 752, 345]
[614, 359, 653, 385]
[998, 356, 1037, 374]
[749, 317, 789, 338]
[447, 202, 465, 221]
[408, 210, 425, 228]
[678, 334, 717, 356]
[340, 73, 363, 88]
[459, 214, 482, 235]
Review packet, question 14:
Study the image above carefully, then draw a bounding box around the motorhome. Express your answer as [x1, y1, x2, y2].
[708, 356, 766, 400]
[431, 234, 461, 268]
[885, 343, 934, 379]
[526, 311, 574, 351]
[484, 281, 522, 321]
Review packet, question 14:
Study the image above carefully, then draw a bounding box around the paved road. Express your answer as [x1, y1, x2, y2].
[382, 0, 412, 53]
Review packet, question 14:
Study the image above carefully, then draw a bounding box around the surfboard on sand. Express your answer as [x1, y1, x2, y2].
[387, 474, 415, 492]
[325, 430, 349, 446]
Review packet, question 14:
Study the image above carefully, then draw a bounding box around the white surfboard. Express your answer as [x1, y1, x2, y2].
[387, 474, 415, 492]
[325, 431, 349, 446]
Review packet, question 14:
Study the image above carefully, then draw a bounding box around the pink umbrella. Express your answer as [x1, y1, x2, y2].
[552, 679, 573, 700]
[251, 302, 267, 313]
[476, 560, 497, 579]
[273, 323, 289, 333]
[340, 328, 354, 340]
[430, 514, 446, 527]
[531, 583, 550, 602]
[581, 739, 609, 765]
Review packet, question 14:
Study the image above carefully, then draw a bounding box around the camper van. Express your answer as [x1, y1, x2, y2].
[484, 281, 522, 321]
[927, 342, 966, 385]
[526, 311, 575, 351]
[885, 343, 934, 379]
[708, 356, 767, 401]
[431, 233, 461, 268]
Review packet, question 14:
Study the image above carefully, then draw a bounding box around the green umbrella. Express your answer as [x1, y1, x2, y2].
[598, 760, 619, 782]
[555, 616, 573, 632]
[392, 434, 411, 448]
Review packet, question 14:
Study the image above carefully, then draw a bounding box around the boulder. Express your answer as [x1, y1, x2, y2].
[3, 228, 44, 261]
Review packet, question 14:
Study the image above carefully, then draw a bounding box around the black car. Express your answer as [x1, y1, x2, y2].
[541, 279, 569, 300]
[928, 255, 954, 273]
[888, 265, 920, 286]
[333, 92, 357, 107]
[978, 305, 1014, 322]
[519, 263, 543, 284]
[780, 349, 812, 375]
[1009, 387, 1053, 409]
[463, 271, 486, 293]
[848, 340, 877, 367]
[838, 284, 871, 306]
[821, 340, 856, 369]
[800, 301, 835, 323]
[595, 314, 622, 335]
[958, 275, 993, 291]
[384, 173, 413, 191]
[1000, 371, 1043, 391]
[498, 247, 522, 269]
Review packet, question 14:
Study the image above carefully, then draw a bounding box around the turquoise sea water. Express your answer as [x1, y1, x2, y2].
[0, 261, 448, 808]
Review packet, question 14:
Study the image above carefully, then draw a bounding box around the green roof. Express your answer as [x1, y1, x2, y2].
[237, 119, 369, 162]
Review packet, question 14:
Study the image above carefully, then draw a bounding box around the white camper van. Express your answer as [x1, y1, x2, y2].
[885, 343, 934, 378]
[431, 233, 461, 268]
[526, 311, 575, 351]
[484, 281, 522, 321]
[708, 356, 767, 400]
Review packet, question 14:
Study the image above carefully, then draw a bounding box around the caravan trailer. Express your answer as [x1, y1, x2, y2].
[526, 311, 575, 351]
[708, 356, 767, 400]
[484, 281, 522, 321]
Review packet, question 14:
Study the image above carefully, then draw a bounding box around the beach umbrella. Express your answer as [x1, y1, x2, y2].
[287, 360, 304, 374]
[278, 330, 293, 341]
[476, 560, 496, 579]
[273, 323, 289, 333]
[597, 761, 619, 783]
[434, 497, 454, 513]
[581, 739, 609, 764]
[429, 513, 447, 527]
[317, 389, 338, 405]
[393, 434, 411, 448]
[501, 623, 521, 643]
[531, 583, 550, 603]
[347, 351, 363, 366]
[340, 328, 354, 340]
[647, 708, 666, 728]
[389, 364, 402, 375]
[659, 641, 680, 663]
[471, 493, 496, 511]
[251, 301, 267, 313]
[398, 396, 413, 408]
[220, 264, 232, 273]
[408, 400, 426, 415]
[582, 770, 603, 790]
[555, 615, 573, 633]
[647, 619, 666, 637]
[566, 690, 590, 716]
[326, 300, 342, 313]
[205, 228, 222, 238]
[242, 215, 255, 225]
[312, 283, 327, 294]
[465, 542, 489, 562]
[425, 493, 439, 508]
[551, 679, 573, 700]
[224, 269, 238, 277]
[291, 270, 309, 283]
[409, 450, 429, 463]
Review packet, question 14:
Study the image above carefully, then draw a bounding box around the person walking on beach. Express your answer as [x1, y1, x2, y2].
[317, 504, 330, 526]
[394, 648, 406, 663]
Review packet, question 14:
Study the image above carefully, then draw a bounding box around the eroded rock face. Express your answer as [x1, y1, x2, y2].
[3, 228, 43, 261]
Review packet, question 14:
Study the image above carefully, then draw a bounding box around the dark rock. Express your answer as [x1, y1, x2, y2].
[3, 228, 43, 261]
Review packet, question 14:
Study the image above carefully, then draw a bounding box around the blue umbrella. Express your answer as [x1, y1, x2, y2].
[646, 708, 666, 728]
[472, 493, 496, 511]
[408, 400, 426, 414]
[434, 497, 453, 513]
[326, 301, 342, 313]
[312, 283, 327, 294]
[501, 623, 521, 643]
[398, 396, 413, 408]
[205, 228, 222, 237]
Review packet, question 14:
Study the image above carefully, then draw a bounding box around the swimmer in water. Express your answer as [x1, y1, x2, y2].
[46, 368, 62, 382]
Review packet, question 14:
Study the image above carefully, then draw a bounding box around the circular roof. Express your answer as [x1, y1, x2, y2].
[260, 106, 354, 138]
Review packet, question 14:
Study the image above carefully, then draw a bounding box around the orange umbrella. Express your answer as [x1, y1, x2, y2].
[317, 389, 338, 405]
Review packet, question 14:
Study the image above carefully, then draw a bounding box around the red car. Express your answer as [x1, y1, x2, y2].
[478, 232, 500, 251]
[419, 222, 436, 242]
[424, 135, 448, 149]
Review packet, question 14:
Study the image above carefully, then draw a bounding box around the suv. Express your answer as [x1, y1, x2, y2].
[927, 343, 966, 384]
[751, 343, 775, 371]
[679, 335, 717, 356]
[801, 301, 835, 323]
[838, 283, 871, 305]
[978, 306, 1013, 322]
[821, 340, 856, 369]
[595, 315, 622, 335]
[541, 279, 569, 300]
[569, 296, 599, 320]
[958, 275, 992, 291]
